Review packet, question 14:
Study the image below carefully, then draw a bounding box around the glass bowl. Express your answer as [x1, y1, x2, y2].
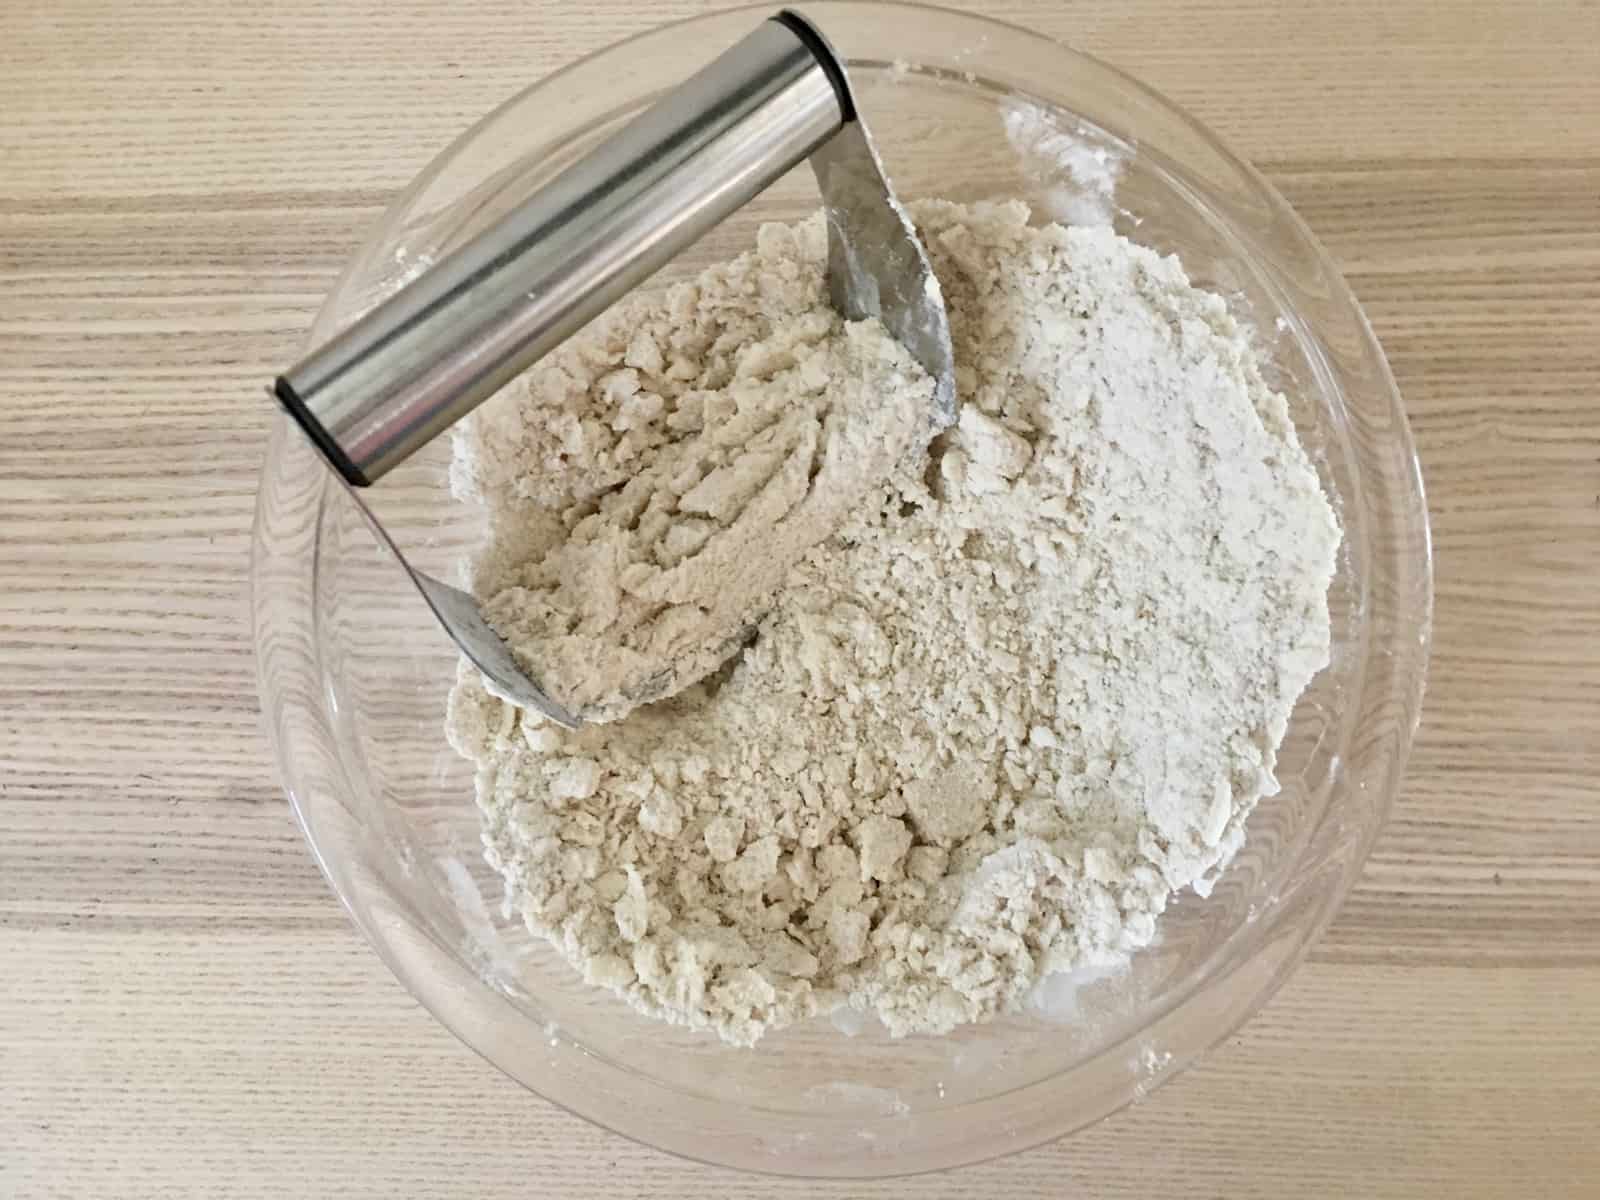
[251, 1, 1431, 1178]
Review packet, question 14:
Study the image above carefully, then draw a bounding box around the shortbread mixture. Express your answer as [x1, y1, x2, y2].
[446, 200, 1340, 1045]
[460, 226, 934, 721]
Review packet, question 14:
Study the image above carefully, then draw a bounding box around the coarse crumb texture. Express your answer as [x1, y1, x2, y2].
[445, 199, 1340, 1046]
[452, 217, 933, 721]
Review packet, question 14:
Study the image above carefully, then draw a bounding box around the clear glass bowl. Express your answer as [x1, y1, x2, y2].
[251, 2, 1431, 1178]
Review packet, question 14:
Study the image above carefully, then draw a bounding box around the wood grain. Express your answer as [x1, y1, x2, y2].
[3, 1, 1598, 1196]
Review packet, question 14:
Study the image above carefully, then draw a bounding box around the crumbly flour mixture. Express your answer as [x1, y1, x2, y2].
[458, 223, 933, 722]
[446, 199, 1340, 1045]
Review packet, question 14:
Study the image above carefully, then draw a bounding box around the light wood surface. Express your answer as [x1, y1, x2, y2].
[3, 1, 1598, 1195]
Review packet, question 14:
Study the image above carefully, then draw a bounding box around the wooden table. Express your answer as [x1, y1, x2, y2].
[4, 1, 1597, 1195]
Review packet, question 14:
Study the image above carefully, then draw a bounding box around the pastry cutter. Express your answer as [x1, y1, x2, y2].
[272, 10, 955, 729]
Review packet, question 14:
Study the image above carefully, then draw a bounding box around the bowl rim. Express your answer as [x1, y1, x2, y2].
[252, 0, 1433, 1177]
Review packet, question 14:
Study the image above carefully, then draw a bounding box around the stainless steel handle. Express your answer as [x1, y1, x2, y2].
[275, 12, 848, 485]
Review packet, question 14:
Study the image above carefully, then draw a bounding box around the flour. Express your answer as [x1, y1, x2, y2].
[453, 220, 933, 721]
[445, 199, 1340, 1045]
[1001, 101, 1126, 228]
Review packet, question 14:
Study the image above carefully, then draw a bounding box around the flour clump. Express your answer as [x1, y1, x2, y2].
[446, 199, 1340, 1045]
[456, 218, 933, 721]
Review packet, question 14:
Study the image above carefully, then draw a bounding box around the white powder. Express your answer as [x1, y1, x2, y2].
[455, 219, 933, 721]
[1001, 101, 1126, 228]
[445, 199, 1339, 1045]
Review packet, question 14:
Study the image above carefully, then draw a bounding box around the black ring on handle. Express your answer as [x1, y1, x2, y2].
[274, 376, 370, 487]
[772, 10, 855, 122]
